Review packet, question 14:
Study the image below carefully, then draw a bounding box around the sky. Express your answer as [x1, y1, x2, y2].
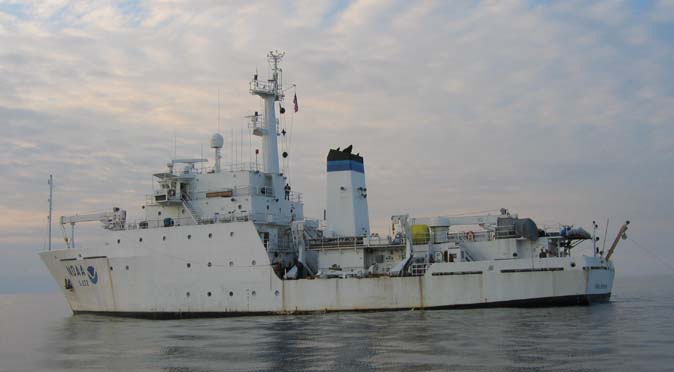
[1, 0, 674, 293]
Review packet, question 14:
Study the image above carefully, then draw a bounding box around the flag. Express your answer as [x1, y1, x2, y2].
[293, 93, 298, 113]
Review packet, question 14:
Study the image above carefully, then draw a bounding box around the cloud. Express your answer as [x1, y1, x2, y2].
[1, 0, 674, 292]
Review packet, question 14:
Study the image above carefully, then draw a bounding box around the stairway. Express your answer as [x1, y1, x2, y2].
[181, 194, 200, 224]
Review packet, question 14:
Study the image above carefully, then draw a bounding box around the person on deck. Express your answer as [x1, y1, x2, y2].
[284, 183, 291, 200]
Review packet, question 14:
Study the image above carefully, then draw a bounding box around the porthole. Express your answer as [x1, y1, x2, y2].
[187, 234, 191, 240]
[208, 233, 212, 238]
[238, 204, 242, 210]
[229, 261, 234, 267]
[251, 291, 256, 296]
[162, 236, 166, 241]
[274, 290, 280, 296]
[158, 211, 162, 216]
[187, 263, 191, 268]
[207, 292, 212, 297]
[230, 232, 234, 237]
[252, 260, 256, 266]
[512, 252, 518, 257]
[117, 239, 121, 244]
[186, 292, 190, 297]
[208, 262, 212, 267]
[139, 237, 143, 242]
[229, 291, 234, 297]
[110, 266, 113, 271]
[125, 265, 129, 270]
[571, 262, 576, 268]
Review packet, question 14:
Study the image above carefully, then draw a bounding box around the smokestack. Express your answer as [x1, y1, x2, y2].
[325, 145, 370, 237]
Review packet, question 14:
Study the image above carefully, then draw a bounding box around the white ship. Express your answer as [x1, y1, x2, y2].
[40, 52, 629, 318]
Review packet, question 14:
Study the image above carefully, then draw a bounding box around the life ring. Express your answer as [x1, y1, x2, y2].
[465, 231, 475, 241]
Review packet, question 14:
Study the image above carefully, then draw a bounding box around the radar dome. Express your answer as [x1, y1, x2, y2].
[210, 133, 224, 148]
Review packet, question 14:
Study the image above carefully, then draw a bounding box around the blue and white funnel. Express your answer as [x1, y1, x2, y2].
[325, 145, 370, 237]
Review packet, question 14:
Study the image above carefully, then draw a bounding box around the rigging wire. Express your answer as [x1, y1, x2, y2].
[628, 237, 674, 273]
[287, 85, 297, 182]
[445, 209, 501, 217]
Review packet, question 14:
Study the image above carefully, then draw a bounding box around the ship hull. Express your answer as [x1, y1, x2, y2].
[70, 293, 611, 319]
[40, 222, 614, 318]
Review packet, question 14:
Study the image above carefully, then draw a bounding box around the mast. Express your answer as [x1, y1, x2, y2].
[250, 50, 285, 174]
[48, 174, 53, 251]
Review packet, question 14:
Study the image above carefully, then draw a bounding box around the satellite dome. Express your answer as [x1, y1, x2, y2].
[210, 133, 224, 148]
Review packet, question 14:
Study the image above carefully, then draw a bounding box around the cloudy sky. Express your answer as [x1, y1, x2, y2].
[1, 0, 673, 292]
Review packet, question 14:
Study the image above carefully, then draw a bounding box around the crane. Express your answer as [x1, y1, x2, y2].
[60, 207, 127, 248]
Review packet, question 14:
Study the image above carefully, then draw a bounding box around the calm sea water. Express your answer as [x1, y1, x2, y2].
[1, 275, 673, 372]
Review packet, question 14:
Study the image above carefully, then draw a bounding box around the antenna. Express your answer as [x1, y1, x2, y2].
[173, 128, 177, 160]
[601, 218, 609, 256]
[217, 88, 221, 133]
[267, 50, 285, 100]
[48, 175, 53, 251]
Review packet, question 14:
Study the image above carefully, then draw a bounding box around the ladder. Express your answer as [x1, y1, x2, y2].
[181, 194, 200, 224]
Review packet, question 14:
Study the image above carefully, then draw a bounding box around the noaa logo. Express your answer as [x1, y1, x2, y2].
[86, 266, 98, 284]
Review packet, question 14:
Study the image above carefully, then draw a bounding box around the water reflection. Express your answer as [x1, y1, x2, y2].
[33, 305, 632, 372]
[3, 276, 673, 372]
